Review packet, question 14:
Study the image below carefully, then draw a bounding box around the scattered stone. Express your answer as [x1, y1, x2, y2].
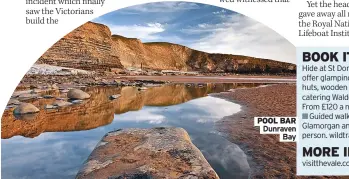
[43, 95, 54, 99]
[109, 94, 121, 100]
[101, 79, 109, 85]
[71, 100, 84, 104]
[110, 68, 125, 74]
[76, 127, 219, 179]
[138, 87, 148, 91]
[29, 84, 38, 89]
[67, 89, 90, 100]
[53, 100, 73, 107]
[119, 82, 126, 86]
[144, 83, 161, 87]
[18, 93, 39, 101]
[60, 89, 70, 93]
[6, 105, 16, 109]
[13, 103, 40, 115]
[56, 97, 65, 101]
[51, 84, 59, 89]
[12, 90, 32, 98]
[135, 82, 143, 87]
[31, 89, 42, 94]
[45, 104, 57, 110]
[8, 99, 21, 105]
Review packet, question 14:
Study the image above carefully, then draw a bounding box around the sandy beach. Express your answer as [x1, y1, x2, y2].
[214, 84, 297, 178]
[214, 84, 348, 179]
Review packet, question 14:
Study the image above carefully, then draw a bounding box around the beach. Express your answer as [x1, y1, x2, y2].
[213, 84, 346, 178]
[214, 84, 297, 178]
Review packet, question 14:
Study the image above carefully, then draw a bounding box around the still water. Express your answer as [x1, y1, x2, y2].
[2, 83, 261, 179]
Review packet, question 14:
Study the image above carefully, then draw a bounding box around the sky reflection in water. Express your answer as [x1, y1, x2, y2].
[2, 85, 252, 179]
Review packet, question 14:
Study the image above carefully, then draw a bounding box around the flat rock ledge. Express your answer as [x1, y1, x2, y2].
[76, 127, 219, 179]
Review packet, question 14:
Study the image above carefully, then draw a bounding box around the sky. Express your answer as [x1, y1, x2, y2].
[93, 2, 295, 64]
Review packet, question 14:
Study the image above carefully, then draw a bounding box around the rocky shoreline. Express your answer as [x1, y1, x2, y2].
[10, 68, 295, 115]
[7, 73, 169, 119]
[5, 72, 302, 178]
[16, 73, 167, 91]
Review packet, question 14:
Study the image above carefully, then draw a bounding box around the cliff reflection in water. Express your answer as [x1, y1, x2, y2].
[2, 83, 262, 139]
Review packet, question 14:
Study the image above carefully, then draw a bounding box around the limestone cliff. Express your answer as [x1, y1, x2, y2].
[38, 21, 295, 74]
[112, 37, 296, 73]
[37, 22, 123, 71]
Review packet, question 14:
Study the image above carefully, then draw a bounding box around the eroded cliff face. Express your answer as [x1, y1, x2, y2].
[37, 21, 295, 74]
[37, 22, 123, 71]
[112, 36, 296, 73]
[112, 36, 193, 71]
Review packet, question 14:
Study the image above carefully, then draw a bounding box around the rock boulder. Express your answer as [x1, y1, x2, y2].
[109, 94, 121, 100]
[8, 99, 21, 105]
[18, 93, 39, 101]
[13, 103, 40, 115]
[76, 127, 219, 179]
[67, 89, 90, 100]
[53, 100, 72, 107]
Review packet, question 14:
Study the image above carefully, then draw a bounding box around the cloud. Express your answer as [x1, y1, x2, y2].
[105, 22, 186, 44]
[2, 133, 63, 144]
[122, 2, 200, 13]
[185, 96, 240, 123]
[108, 23, 165, 41]
[168, 96, 240, 123]
[213, 9, 227, 15]
[94, 1, 295, 63]
[182, 14, 295, 63]
[116, 108, 166, 124]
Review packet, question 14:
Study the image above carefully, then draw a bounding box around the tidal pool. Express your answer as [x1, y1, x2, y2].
[2, 83, 259, 179]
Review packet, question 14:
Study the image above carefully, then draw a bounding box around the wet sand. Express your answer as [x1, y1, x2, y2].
[213, 84, 347, 179]
[123, 75, 296, 83]
[213, 84, 296, 178]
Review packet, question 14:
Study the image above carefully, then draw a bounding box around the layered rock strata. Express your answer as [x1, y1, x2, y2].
[38, 22, 123, 71]
[38, 22, 295, 74]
